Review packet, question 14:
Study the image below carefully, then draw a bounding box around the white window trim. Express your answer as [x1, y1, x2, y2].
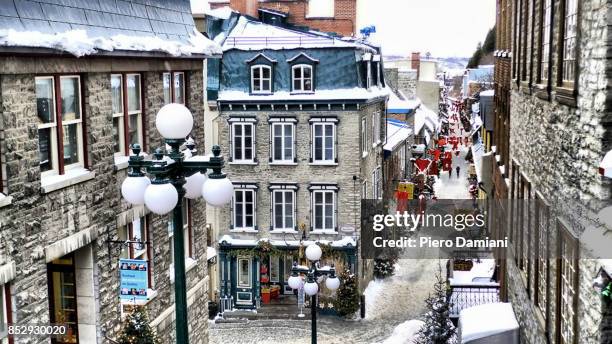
[231, 122, 256, 163]
[366, 61, 372, 89]
[311, 122, 336, 164]
[372, 111, 381, 147]
[233, 188, 257, 231]
[251, 65, 272, 94]
[361, 117, 368, 158]
[0, 284, 8, 343]
[311, 189, 336, 231]
[59, 75, 84, 171]
[361, 180, 367, 199]
[291, 64, 314, 93]
[173, 72, 186, 104]
[372, 166, 382, 200]
[270, 122, 295, 163]
[272, 189, 296, 231]
[111, 74, 125, 157]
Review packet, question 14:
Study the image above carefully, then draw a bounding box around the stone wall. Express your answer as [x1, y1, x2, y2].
[504, 0, 612, 342]
[0, 57, 210, 344]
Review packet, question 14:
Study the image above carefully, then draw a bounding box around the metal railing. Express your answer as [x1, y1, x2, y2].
[447, 284, 500, 318]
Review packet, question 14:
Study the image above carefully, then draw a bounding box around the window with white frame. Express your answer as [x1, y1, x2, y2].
[251, 65, 272, 94]
[0, 284, 8, 344]
[307, 0, 334, 18]
[371, 111, 381, 146]
[292, 64, 313, 92]
[372, 166, 382, 199]
[163, 72, 186, 104]
[561, 0, 578, 86]
[309, 185, 337, 231]
[310, 118, 337, 163]
[361, 117, 367, 156]
[238, 257, 251, 287]
[270, 185, 297, 231]
[366, 61, 372, 89]
[36, 75, 85, 176]
[112, 74, 143, 156]
[271, 121, 295, 163]
[233, 186, 256, 230]
[361, 180, 367, 199]
[231, 122, 255, 163]
[558, 224, 578, 344]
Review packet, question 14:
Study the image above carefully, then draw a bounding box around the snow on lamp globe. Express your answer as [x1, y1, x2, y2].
[202, 176, 234, 207]
[156, 103, 193, 139]
[303, 280, 319, 296]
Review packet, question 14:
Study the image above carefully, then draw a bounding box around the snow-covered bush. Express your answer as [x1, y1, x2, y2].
[374, 258, 397, 279]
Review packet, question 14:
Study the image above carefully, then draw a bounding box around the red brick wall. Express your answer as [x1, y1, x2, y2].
[213, 0, 356, 36]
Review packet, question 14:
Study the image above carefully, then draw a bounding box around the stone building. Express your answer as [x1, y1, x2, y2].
[491, 0, 612, 343]
[203, 13, 385, 311]
[209, 0, 357, 36]
[0, 0, 220, 343]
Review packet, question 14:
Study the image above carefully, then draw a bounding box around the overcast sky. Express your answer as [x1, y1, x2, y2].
[194, 0, 496, 58]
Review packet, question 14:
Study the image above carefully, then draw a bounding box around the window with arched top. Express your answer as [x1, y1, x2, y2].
[251, 65, 272, 94]
[291, 64, 314, 92]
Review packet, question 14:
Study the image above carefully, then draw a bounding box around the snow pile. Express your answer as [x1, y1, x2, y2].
[205, 6, 234, 19]
[0, 27, 222, 57]
[459, 303, 518, 342]
[379, 320, 424, 344]
[449, 259, 496, 285]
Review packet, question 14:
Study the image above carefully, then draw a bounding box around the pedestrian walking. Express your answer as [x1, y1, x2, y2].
[448, 168, 452, 179]
[456, 165, 461, 178]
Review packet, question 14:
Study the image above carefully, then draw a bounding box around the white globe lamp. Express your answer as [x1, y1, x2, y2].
[305, 243, 322, 262]
[121, 176, 150, 205]
[325, 276, 340, 291]
[156, 103, 193, 139]
[304, 281, 319, 296]
[144, 183, 178, 215]
[202, 177, 234, 207]
[184, 172, 207, 199]
[288, 275, 302, 290]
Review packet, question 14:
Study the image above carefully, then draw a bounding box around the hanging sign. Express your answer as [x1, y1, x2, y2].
[119, 259, 148, 301]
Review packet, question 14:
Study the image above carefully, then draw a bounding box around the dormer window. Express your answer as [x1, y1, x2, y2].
[287, 52, 319, 93]
[251, 65, 272, 94]
[292, 65, 313, 92]
[246, 53, 277, 94]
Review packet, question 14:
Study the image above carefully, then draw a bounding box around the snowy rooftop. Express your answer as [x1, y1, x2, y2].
[600, 149, 612, 178]
[459, 303, 519, 342]
[480, 89, 495, 97]
[218, 86, 390, 102]
[0, 0, 221, 57]
[384, 119, 412, 152]
[221, 16, 375, 52]
[414, 104, 440, 135]
[449, 258, 496, 285]
[387, 89, 419, 114]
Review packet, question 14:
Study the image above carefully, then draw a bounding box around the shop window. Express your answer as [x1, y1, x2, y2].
[238, 257, 251, 287]
[251, 65, 272, 94]
[163, 72, 186, 104]
[269, 256, 280, 283]
[111, 74, 144, 156]
[48, 254, 78, 344]
[557, 222, 579, 344]
[36, 75, 85, 176]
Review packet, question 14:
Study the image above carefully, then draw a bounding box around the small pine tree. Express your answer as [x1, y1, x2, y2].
[482, 26, 496, 54]
[466, 42, 483, 69]
[118, 307, 160, 344]
[333, 269, 360, 317]
[415, 264, 456, 344]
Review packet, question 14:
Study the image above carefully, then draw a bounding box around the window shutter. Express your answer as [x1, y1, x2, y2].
[252, 123, 258, 163]
[229, 191, 234, 229]
[309, 189, 313, 231]
[293, 189, 298, 231]
[334, 190, 338, 231]
[254, 189, 258, 231]
[309, 123, 313, 163]
[268, 124, 273, 163]
[269, 190, 273, 230]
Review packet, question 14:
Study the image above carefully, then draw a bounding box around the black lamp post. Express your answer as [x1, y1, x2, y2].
[287, 243, 341, 344]
[121, 103, 234, 344]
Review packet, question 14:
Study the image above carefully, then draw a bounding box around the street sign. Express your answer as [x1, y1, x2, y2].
[119, 258, 148, 301]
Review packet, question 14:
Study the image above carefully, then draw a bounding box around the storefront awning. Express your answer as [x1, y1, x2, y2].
[384, 119, 412, 152]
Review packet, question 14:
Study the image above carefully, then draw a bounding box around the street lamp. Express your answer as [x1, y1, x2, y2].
[288, 243, 341, 344]
[120, 103, 233, 344]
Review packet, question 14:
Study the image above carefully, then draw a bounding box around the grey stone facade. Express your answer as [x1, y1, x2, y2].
[501, 0, 612, 342]
[0, 57, 211, 344]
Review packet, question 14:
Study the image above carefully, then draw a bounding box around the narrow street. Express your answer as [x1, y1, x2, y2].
[210, 103, 473, 344]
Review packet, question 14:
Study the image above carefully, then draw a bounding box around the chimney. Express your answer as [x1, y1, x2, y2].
[411, 52, 421, 79]
[229, 0, 258, 17]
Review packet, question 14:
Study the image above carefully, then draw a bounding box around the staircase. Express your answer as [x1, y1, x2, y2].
[218, 296, 311, 323]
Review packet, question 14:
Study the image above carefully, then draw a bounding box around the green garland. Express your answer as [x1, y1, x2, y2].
[228, 240, 288, 259]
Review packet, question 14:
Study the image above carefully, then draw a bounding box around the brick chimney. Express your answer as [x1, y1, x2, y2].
[229, 0, 258, 17]
[411, 52, 421, 79]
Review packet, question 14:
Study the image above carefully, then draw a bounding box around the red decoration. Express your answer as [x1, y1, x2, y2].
[414, 158, 432, 173]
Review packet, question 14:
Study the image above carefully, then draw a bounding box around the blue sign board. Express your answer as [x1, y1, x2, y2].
[119, 259, 148, 301]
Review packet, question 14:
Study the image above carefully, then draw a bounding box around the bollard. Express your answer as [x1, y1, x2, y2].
[360, 294, 366, 318]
